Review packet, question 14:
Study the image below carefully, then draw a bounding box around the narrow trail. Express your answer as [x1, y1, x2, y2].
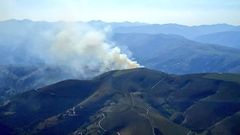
[147, 78, 165, 135]
[151, 79, 163, 89]
[130, 90, 155, 135]
[144, 105, 156, 135]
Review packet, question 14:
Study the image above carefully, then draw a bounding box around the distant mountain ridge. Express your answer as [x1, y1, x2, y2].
[112, 33, 240, 74]
[112, 23, 240, 39]
[195, 31, 240, 49]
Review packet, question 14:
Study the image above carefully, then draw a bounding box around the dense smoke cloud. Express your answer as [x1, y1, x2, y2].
[45, 24, 140, 78]
[0, 22, 140, 79]
[0, 21, 140, 94]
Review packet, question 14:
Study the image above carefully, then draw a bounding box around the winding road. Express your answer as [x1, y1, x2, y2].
[96, 79, 163, 135]
[98, 113, 107, 132]
[98, 113, 121, 135]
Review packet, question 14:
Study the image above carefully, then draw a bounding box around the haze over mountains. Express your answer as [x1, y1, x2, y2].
[1, 19, 240, 99]
[0, 20, 240, 135]
[113, 23, 240, 39]
[1, 20, 240, 69]
[112, 33, 240, 74]
[195, 31, 240, 49]
[1, 0, 240, 134]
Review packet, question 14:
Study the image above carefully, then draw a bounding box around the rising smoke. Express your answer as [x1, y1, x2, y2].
[0, 21, 140, 93]
[0, 22, 140, 79]
[45, 23, 140, 78]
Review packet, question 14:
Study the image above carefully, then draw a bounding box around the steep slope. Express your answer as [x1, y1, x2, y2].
[112, 33, 240, 74]
[0, 68, 240, 135]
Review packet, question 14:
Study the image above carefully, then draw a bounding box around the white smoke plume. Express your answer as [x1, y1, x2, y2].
[0, 21, 140, 80]
[0, 21, 140, 93]
[41, 23, 140, 78]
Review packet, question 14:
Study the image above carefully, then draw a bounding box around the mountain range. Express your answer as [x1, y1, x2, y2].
[1, 20, 240, 73]
[112, 33, 240, 74]
[0, 68, 240, 135]
[194, 31, 240, 49]
[0, 20, 240, 135]
[1, 19, 240, 101]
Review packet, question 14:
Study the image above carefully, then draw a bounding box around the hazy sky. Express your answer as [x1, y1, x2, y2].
[1, 0, 240, 25]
